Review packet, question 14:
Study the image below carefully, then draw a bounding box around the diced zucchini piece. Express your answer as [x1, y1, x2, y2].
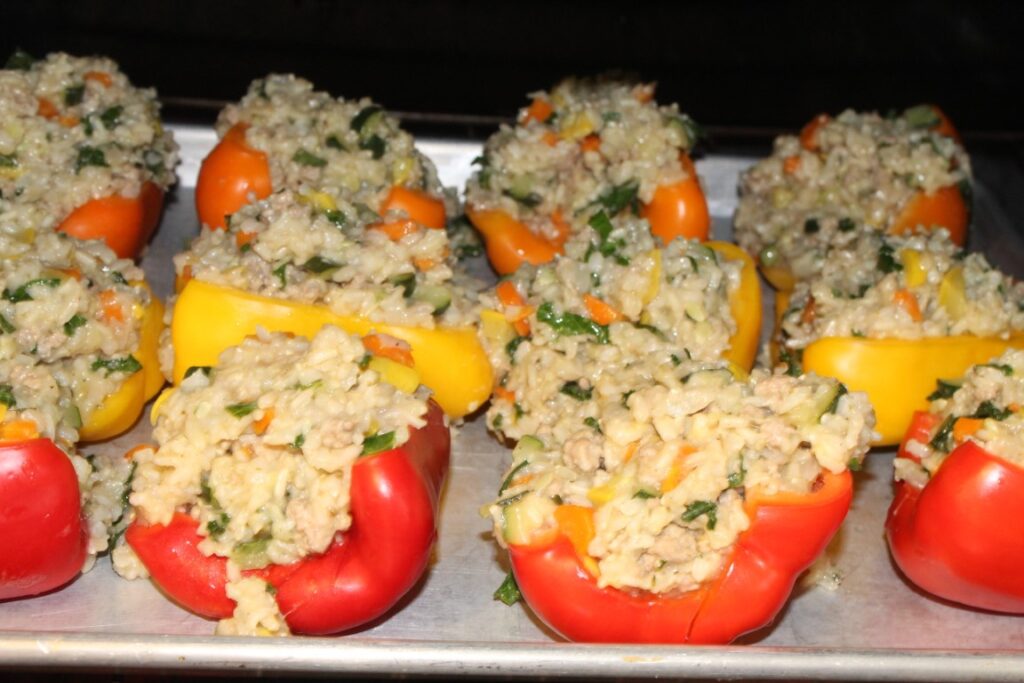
[412, 284, 451, 314]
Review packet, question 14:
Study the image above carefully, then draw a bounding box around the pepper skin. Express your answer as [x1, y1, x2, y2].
[468, 154, 710, 276]
[708, 241, 760, 372]
[886, 412, 1024, 613]
[57, 181, 165, 259]
[508, 470, 851, 643]
[170, 279, 492, 418]
[195, 124, 272, 230]
[78, 291, 165, 442]
[0, 438, 87, 600]
[799, 335, 1024, 446]
[126, 400, 450, 634]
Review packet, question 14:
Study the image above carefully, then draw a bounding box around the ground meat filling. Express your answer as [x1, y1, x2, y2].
[735, 107, 971, 284]
[0, 51, 178, 236]
[895, 349, 1024, 488]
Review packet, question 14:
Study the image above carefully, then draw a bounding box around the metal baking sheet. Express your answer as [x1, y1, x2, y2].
[1, 126, 1023, 680]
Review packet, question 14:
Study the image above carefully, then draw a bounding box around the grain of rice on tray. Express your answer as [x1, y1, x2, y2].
[465, 76, 702, 242]
[0, 230, 147, 565]
[735, 107, 971, 284]
[779, 230, 1024, 365]
[895, 349, 1024, 488]
[114, 325, 429, 636]
[215, 74, 454, 219]
[481, 220, 742, 446]
[0, 50, 177, 235]
[489, 361, 874, 594]
[175, 189, 479, 329]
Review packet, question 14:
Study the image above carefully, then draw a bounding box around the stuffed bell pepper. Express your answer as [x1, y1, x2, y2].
[195, 74, 450, 233]
[1, 232, 159, 600]
[0, 50, 177, 258]
[487, 354, 875, 644]
[775, 229, 1024, 445]
[480, 215, 760, 448]
[113, 325, 450, 636]
[169, 189, 491, 418]
[465, 77, 711, 275]
[887, 349, 1024, 613]
[735, 105, 970, 291]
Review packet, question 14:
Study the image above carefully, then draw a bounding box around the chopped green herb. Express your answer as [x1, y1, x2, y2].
[361, 431, 396, 456]
[272, 263, 287, 288]
[239, 243, 252, 254]
[324, 209, 347, 227]
[559, 380, 593, 401]
[601, 111, 622, 123]
[847, 457, 864, 472]
[63, 314, 87, 336]
[929, 415, 956, 452]
[514, 402, 525, 419]
[109, 271, 128, 285]
[971, 401, 1012, 421]
[670, 354, 683, 367]
[499, 460, 530, 495]
[75, 146, 107, 173]
[979, 363, 1014, 376]
[494, 570, 522, 606]
[389, 272, 417, 298]
[350, 105, 383, 132]
[325, 134, 347, 150]
[586, 211, 630, 265]
[621, 389, 635, 407]
[727, 455, 746, 489]
[588, 210, 614, 241]
[4, 277, 61, 302]
[143, 150, 165, 175]
[358, 353, 372, 370]
[681, 500, 718, 530]
[184, 366, 212, 379]
[503, 188, 543, 208]
[821, 383, 849, 419]
[672, 114, 706, 148]
[633, 489, 658, 500]
[492, 413, 504, 432]
[838, 217, 856, 233]
[100, 105, 123, 129]
[266, 583, 278, 596]
[877, 243, 903, 273]
[0, 154, 17, 168]
[0, 314, 14, 334]
[927, 379, 961, 401]
[292, 433, 306, 450]
[903, 104, 941, 129]
[91, 355, 142, 376]
[64, 84, 85, 106]
[302, 256, 340, 274]
[225, 401, 258, 418]
[455, 243, 483, 259]
[779, 347, 803, 377]
[633, 322, 667, 340]
[583, 416, 602, 433]
[958, 179, 974, 222]
[5, 49, 36, 70]
[292, 149, 327, 167]
[803, 218, 820, 234]
[537, 301, 610, 344]
[359, 134, 387, 159]
[505, 335, 528, 363]
[206, 512, 230, 538]
[0, 384, 15, 408]
[597, 181, 639, 216]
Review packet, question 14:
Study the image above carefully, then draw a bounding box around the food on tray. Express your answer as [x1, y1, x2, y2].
[776, 229, 1024, 444]
[169, 189, 491, 417]
[487, 356, 874, 643]
[465, 77, 710, 274]
[113, 326, 450, 635]
[195, 74, 451, 230]
[735, 105, 970, 290]
[0, 231, 163, 600]
[886, 350, 1024, 613]
[0, 50, 178, 258]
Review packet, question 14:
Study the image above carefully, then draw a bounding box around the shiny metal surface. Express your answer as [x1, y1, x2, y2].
[1, 127, 1022, 678]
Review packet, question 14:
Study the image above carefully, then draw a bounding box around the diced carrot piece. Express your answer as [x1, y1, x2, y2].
[549, 210, 570, 245]
[380, 186, 446, 230]
[99, 290, 125, 323]
[800, 113, 831, 151]
[369, 220, 422, 241]
[800, 296, 816, 325]
[632, 84, 654, 103]
[58, 115, 79, 128]
[622, 441, 639, 464]
[362, 334, 414, 368]
[583, 293, 623, 325]
[493, 386, 516, 403]
[510, 473, 534, 487]
[542, 131, 559, 147]
[953, 417, 984, 444]
[253, 407, 275, 436]
[661, 444, 697, 494]
[124, 444, 154, 461]
[496, 280, 526, 308]
[235, 231, 257, 248]
[37, 97, 58, 119]
[554, 504, 597, 570]
[84, 71, 113, 87]
[60, 267, 83, 281]
[522, 98, 554, 124]
[783, 155, 801, 174]
[0, 419, 40, 442]
[894, 289, 923, 322]
[580, 134, 601, 153]
[412, 257, 436, 271]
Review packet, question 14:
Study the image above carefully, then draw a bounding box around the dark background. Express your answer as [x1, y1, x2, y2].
[2, 0, 1023, 143]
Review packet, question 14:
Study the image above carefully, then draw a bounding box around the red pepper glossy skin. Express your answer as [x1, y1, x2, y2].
[0, 439, 87, 600]
[508, 470, 852, 643]
[126, 400, 450, 634]
[886, 411, 1024, 613]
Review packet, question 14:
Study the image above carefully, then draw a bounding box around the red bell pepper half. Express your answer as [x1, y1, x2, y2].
[507, 469, 852, 643]
[0, 438, 87, 600]
[886, 411, 1024, 613]
[126, 400, 450, 634]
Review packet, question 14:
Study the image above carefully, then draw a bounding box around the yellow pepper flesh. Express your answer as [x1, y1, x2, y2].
[802, 335, 1024, 445]
[171, 279, 493, 418]
[79, 290, 165, 442]
[707, 241, 761, 372]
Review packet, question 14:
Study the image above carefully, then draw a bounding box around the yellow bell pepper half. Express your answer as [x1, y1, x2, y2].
[170, 279, 493, 418]
[79, 290, 166, 442]
[707, 241, 761, 372]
